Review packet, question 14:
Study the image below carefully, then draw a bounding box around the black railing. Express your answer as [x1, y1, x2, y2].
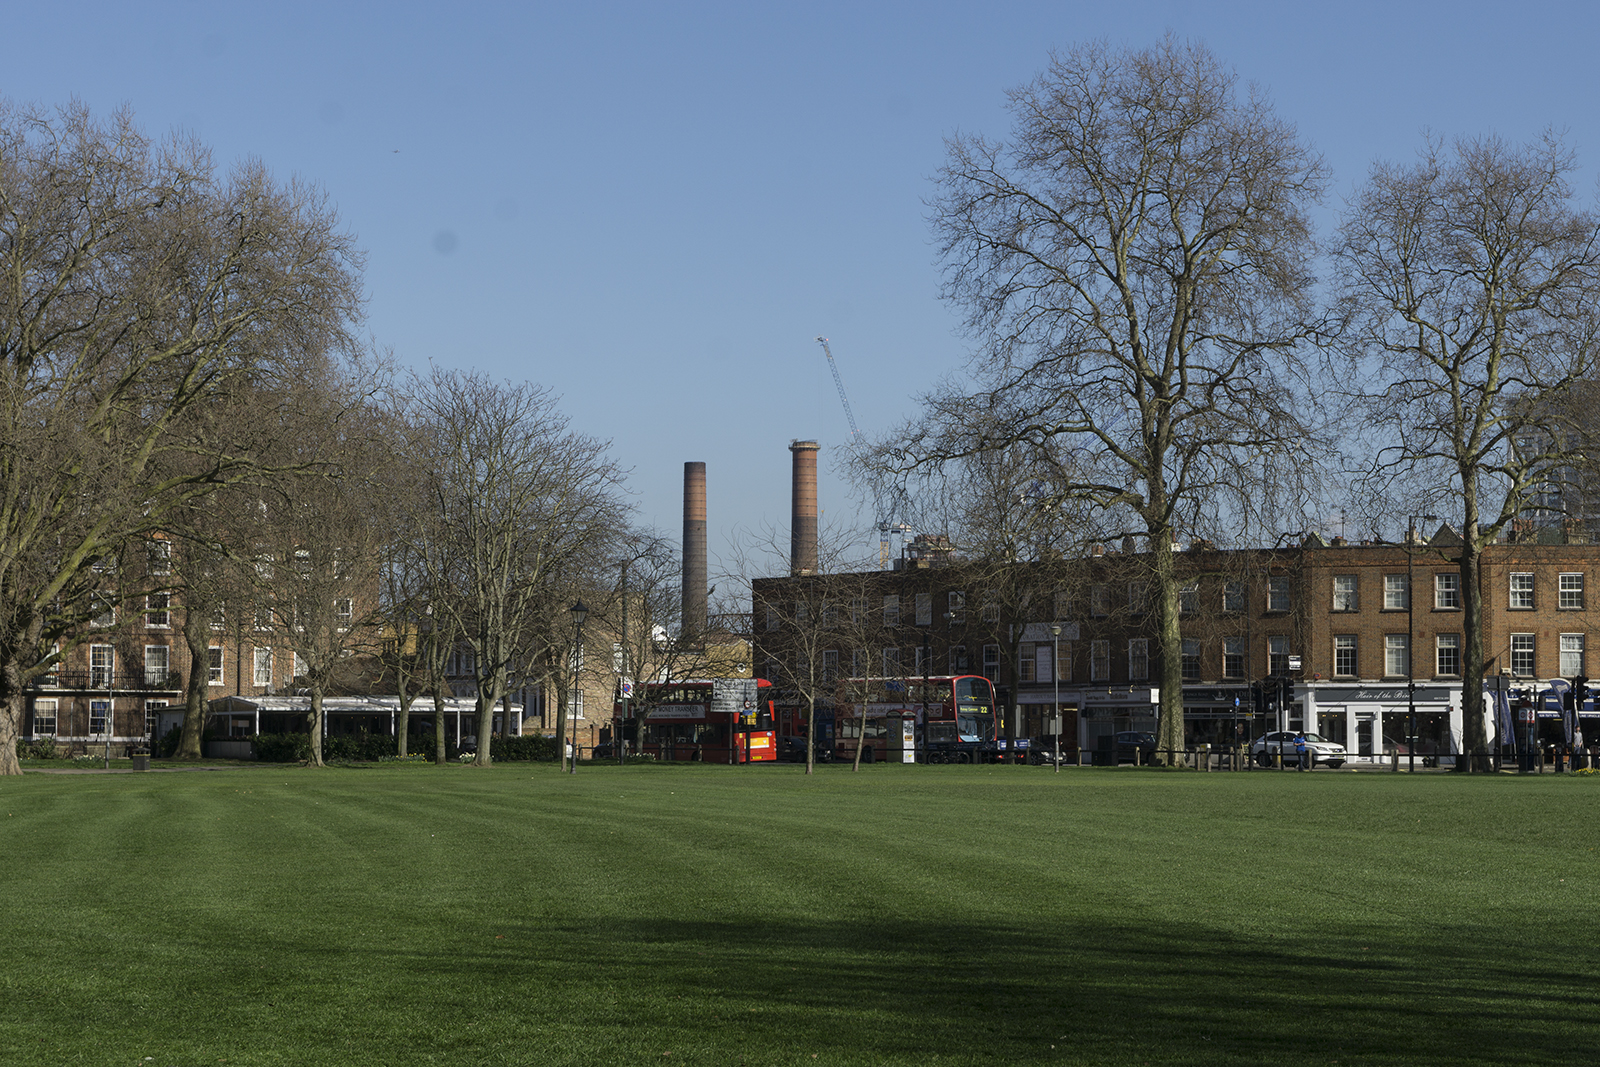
[32, 670, 183, 692]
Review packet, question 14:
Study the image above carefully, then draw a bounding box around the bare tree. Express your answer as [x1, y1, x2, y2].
[0, 102, 362, 776]
[871, 39, 1329, 760]
[1336, 132, 1600, 769]
[743, 521, 878, 773]
[399, 369, 629, 768]
[251, 384, 391, 765]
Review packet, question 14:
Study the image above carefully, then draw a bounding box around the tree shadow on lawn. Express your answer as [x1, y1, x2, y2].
[429, 915, 1597, 1064]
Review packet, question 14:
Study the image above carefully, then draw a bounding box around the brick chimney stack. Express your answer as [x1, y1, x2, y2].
[682, 462, 707, 638]
[790, 440, 819, 577]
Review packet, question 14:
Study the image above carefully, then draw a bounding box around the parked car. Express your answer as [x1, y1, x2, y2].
[1251, 731, 1347, 769]
[1115, 731, 1158, 764]
[1027, 737, 1075, 765]
[778, 735, 833, 763]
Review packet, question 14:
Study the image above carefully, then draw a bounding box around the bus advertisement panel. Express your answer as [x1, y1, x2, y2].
[620, 678, 777, 763]
[833, 675, 999, 764]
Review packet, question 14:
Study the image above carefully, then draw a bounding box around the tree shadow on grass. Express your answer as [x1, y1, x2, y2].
[411, 915, 1598, 1065]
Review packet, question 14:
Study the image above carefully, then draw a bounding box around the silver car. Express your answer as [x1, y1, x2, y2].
[1250, 731, 1347, 769]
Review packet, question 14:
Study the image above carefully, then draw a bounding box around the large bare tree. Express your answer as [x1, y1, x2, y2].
[1336, 133, 1600, 769]
[875, 38, 1329, 760]
[399, 369, 628, 768]
[0, 102, 362, 775]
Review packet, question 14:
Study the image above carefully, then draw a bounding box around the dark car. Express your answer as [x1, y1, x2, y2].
[778, 735, 833, 763]
[1115, 731, 1158, 764]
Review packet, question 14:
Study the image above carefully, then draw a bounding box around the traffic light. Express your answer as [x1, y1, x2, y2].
[1251, 681, 1266, 717]
[1575, 676, 1590, 711]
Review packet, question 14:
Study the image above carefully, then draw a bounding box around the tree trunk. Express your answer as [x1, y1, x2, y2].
[1459, 530, 1491, 771]
[432, 691, 447, 765]
[805, 695, 815, 776]
[0, 673, 22, 777]
[308, 690, 325, 766]
[1151, 528, 1186, 766]
[178, 610, 211, 760]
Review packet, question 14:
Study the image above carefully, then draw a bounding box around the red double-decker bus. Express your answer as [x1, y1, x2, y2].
[833, 674, 999, 764]
[620, 678, 778, 763]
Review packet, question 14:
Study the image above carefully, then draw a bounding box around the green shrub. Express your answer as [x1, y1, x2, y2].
[252, 733, 312, 763]
[15, 737, 62, 760]
[154, 724, 182, 758]
[324, 731, 398, 762]
[490, 733, 560, 762]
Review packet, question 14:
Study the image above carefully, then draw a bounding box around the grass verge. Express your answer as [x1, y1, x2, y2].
[1, 762, 1595, 1065]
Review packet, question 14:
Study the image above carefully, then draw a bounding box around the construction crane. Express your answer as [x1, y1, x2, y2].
[815, 336, 907, 567]
[814, 336, 862, 443]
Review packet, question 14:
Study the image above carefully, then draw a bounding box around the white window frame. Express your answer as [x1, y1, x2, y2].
[915, 592, 932, 627]
[253, 646, 274, 688]
[1332, 575, 1357, 613]
[1384, 574, 1409, 611]
[33, 698, 57, 736]
[1129, 638, 1150, 681]
[1560, 573, 1585, 610]
[982, 644, 1000, 682]
[90, 699, 110, 736]
[948, 645, 969, 674]
[1267, 577, 1291, 613]
[145, 592, 171, 628]
[1222, 637, 1244, 679]
[821, 649, 838, 683]
[1509, 572, 1534, 610]
[1511, 634, 1535, 677]
[143, 645, 169, 687]
[1178, 639, 1198, 682]
[1333, 635, 1357, 678]
[90, 644, 114, 689]
[1178, 582, 1199, 615]
[1090, 640, 1110, 682]
[1385, 635, 1409, 678]
[1434, 573, 1461, 609]
[335, 597, 354, 630]
[207, 646, 224, 686]
[1435, 634, 1461, 677]
[948, 591, 967, 624]
[1268, 635, 1290, 675]
[882, 647, 901, 677]
[1561, 633, 1585, 677]
[1223, 581, 1245, 613]
[882, 595, 900, 627]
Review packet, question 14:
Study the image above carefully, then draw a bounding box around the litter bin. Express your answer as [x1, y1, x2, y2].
[130, 753, 150, 771]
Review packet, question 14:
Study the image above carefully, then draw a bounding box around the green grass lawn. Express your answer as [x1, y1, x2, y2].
[2, 762, 1597, 1066]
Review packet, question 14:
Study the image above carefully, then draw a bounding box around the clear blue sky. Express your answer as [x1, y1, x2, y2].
[10, 1, 1600, 584]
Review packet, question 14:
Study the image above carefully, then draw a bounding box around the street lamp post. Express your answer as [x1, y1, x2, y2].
[569, 599, 588, 775]
[1050, 624, 1062, 774]
[1407, 514, 1438, 774]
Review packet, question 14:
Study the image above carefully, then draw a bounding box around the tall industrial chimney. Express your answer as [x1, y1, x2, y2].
[790, 440, 819, 577]
[682, 461, 707, 639]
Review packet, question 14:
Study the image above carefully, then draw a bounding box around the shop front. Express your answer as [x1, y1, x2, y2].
[1301, 683, 1460, 766]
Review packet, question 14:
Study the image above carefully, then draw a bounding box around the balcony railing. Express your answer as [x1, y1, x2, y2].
[32, 670, 184, 692]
